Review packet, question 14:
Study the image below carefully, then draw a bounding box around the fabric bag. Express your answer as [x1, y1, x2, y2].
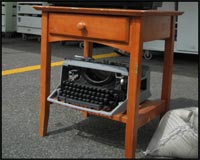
[144, 107, 198, 158]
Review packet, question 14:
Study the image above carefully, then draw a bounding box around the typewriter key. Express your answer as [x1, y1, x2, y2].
[82, 85, 86, 89]
[91, 91, 95, 95]
[103, 106, 110, 111]
[100, 93, 105, 97]
[113, 93, 119, 99]
[76, 88, 80, 92]
[66, 90, 70, 94]
[85, 95, 90, 98]
[109, 90, 114, 94]
[83, 90, 87, 94]
[105, 94, 109, 98]
[96, 88, 101, 92]
[78, 93, 82, 97]
[91, 96, 94, 99]
[70, 95, 73, 99]
[94, 101, 99, 104]
[75, 83, 80, 88]
[105, 90, 109, 94]
[103, 98, 108, 103]
[71, 91, 74, 95]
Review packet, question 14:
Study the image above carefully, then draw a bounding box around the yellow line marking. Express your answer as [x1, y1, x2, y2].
[2, 52, 119, 76]
[2, 65, 41, 76]
[93, 52, 119, 59]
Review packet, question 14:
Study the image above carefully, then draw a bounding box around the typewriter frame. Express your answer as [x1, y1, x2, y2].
[47, 59, 151, 116]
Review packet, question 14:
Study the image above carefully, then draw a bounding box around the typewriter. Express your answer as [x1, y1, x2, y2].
[48, 56, 151, 116]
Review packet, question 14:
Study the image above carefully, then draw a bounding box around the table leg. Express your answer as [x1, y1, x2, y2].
[161, 16, 175, 115]
[82, 41, 93, 118]
[39, 12, 51, 137]
[125, 18, 143, 158]
[83, 40, 93, 57]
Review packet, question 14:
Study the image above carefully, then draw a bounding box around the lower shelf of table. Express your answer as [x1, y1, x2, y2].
[82, 100, 165, 128]
[50, 98, 165, 128]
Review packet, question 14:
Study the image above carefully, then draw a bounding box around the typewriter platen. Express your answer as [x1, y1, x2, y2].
[48, 56, 151, 116]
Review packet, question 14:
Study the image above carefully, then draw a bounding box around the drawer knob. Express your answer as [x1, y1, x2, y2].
[77, 22, 86, 30]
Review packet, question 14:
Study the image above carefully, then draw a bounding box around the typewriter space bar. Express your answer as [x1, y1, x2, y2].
[64, 98, 103, 110]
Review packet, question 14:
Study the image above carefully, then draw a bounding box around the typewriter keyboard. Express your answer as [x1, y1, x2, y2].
[57, 81, 126, 111]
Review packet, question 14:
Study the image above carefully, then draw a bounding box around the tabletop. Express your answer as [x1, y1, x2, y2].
[34, 6, 183, 16]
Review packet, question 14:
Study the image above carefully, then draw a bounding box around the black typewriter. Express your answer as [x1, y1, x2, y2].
[48, 56, 151, 116]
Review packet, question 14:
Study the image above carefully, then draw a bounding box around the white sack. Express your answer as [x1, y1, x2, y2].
[145, 107, 198, 158]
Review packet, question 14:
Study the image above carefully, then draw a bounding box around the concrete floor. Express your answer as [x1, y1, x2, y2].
[2, 36, 198, 158]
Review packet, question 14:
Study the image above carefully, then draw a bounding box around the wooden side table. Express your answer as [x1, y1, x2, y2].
[34, 6, 183, 158]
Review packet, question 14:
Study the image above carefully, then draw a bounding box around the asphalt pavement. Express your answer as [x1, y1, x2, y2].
[2, 36, 198, 158]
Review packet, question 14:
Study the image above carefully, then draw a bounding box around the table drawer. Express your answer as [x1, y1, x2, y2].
[49, 13, 129, 43]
